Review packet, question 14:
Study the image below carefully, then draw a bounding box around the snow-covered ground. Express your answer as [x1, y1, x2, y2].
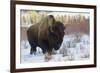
[20, 34, 90, 63]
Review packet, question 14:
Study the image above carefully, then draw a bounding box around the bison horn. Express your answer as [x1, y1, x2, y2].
[49, 26, 54, 33]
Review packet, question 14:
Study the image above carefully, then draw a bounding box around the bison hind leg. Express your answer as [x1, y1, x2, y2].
[29, 41, 37, 55]
[30, 47, 37, 55]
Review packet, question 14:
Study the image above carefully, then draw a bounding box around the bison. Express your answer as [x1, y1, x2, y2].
[27, 15, 65, 61]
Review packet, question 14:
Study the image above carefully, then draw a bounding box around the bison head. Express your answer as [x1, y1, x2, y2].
[48, 21, 65, 50]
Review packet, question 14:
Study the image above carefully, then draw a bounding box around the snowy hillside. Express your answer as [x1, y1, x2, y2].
[20, 34, 90, 63]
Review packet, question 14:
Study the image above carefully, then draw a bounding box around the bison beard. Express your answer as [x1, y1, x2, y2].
[27, 15, 65, 61]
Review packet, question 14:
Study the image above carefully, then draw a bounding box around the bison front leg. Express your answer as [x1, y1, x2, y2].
[44, 49, 52, 62]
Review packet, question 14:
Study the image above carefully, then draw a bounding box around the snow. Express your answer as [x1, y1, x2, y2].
[20, 34, 90, 63]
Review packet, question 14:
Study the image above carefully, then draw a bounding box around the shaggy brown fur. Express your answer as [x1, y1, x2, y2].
[27, 15, 65, 57]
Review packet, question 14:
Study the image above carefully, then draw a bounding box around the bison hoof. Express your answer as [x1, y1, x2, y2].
[44, 53, 52, 62]
[52, 51, 57, 55]
[30, 51, 36, 55]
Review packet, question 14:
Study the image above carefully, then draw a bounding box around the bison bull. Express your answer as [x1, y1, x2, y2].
[27, 15, 65, 61]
